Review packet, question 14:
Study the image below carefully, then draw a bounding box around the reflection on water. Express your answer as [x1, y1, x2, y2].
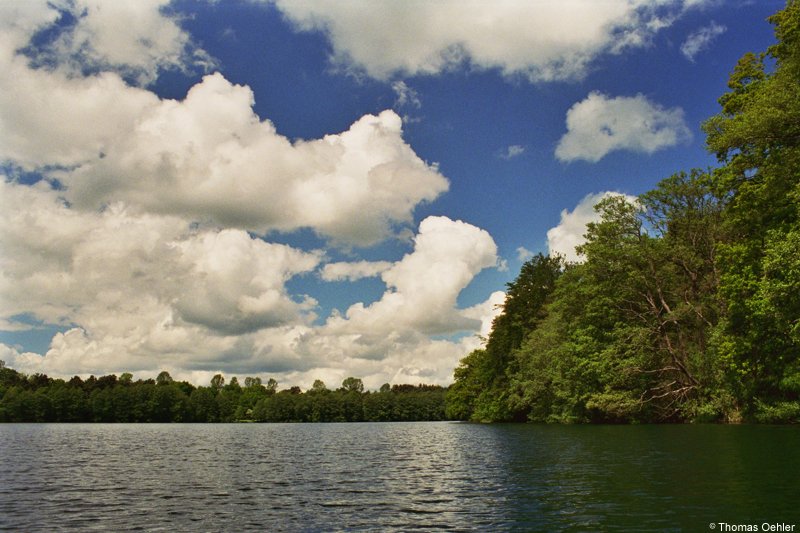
[1, 423, 798, 531]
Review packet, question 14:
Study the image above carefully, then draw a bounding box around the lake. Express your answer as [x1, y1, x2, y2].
[1, 423, 798, 531]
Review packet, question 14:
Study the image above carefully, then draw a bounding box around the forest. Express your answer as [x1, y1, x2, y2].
[0, 363, 446, 423]
[447, 1, 800, 424]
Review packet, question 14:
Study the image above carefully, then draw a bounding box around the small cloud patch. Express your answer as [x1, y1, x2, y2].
[555, 92, 691, 163]
[500, 144, 525, 160]
[681, 22, 726, 62]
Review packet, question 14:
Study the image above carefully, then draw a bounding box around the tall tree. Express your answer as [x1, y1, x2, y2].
[447, 254, 563, 421]
[702, 0, 800, 420]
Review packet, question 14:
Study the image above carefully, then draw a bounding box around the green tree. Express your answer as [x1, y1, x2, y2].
[217, 388, 241, 422]
[363, 389, 394, 421]
[149, 384, 188, 422]
[189, 387, 219, 422]
[446, 349, 490, 420]
[702, 0, 800, 420]
[210, 374, 225, 390]
[447, 254, 564, 421]
[226, 377, 241, 391]
[341, 377, 364, 393]
[48, 383, 89, 422]
[244, 376, 262, 389]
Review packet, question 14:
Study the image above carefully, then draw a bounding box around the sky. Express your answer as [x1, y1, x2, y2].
[0, 0, 786, 389]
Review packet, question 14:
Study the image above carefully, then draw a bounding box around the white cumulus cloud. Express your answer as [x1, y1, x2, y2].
[0, 1, 512, 388]
[0, 50, 159, 170]
[0, 181, 324, 375]
[1, 179, 501, 386]
[56, 74, 446, 246]
[22, 0, 208, 85]
[325, 216, 498, 337]
[321, 261, 394, 282]
[547, 191, 638, 263]
[273, 0, 707, 82]
[173, 230, 321, 335]
[0, 9, 449, 247]
[555, 92, 692, 163]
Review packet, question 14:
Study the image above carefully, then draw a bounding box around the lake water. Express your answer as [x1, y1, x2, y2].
[1, 423, 799, 531]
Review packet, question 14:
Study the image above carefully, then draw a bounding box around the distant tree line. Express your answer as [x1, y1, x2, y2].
[0, 362, 447, 423]
[447, 1, 800, 424]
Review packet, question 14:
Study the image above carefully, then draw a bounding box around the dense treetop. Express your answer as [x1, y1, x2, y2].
[0, 363, 447, 423]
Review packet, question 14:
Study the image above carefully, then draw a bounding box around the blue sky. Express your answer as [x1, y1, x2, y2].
[0, 0, 785, 387]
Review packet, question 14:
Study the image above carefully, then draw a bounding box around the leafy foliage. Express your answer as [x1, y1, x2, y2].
[445, 254, 564, 421]
[448, 1, 800, 424]
[0, 366, 448, 423]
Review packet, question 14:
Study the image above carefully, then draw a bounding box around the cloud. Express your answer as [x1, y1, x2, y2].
[1, 5, 449, 247]
[61, 75, 447, 246]
[271, 216, 500, 385]
[547, 192, 638, 263]
[462, 291, 506, 340]
[516, 246, 534, 262]
[0, 344, 46, 374]
[172, 230, 321, 335]
[500, 145, 525, 160]
[392, 80, 421, 109]
[19, 0, 210, 85]
[273, 0, 704, 82]
[321, 261, 393, 282]
[0, 179, 326, 371]
[325, 216, 498, 337]
[277, 331, 491, 390]
[681, 22, 726, 62]
[0, 44, 160, 170]
[0, 64, 448, 246]
[0, 2, 499, 388]
[289, 285, 505, 389]
[0, 2, 60, 51]
[0, 185, 499, 386]
[555, 92, 692, 163]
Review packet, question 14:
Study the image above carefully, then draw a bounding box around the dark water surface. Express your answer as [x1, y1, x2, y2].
[1, 423, 799, 531]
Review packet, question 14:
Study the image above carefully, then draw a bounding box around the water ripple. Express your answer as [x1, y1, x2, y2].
[1, 423, 800, 531]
